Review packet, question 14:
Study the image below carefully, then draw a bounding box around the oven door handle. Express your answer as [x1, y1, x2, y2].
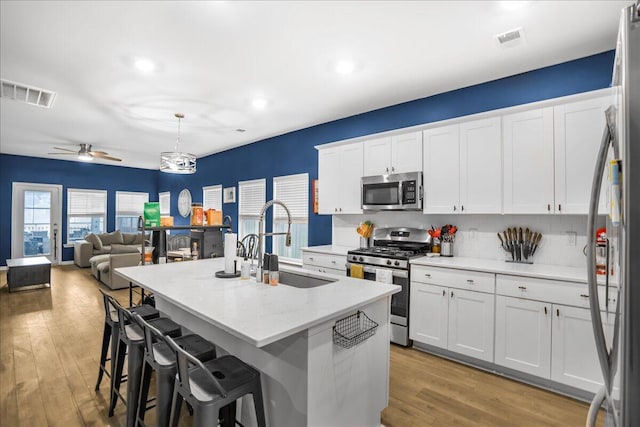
[345, 262, 409, 279]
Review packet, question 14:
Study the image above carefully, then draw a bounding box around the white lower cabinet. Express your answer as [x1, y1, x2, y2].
[447, 288, 495, 362]
[302, 251, 346, 276]
[409, 283, 448, 349]
[410, 282, 494, 362]
[495, 296, 551, 377]
[551, 304, 613, 393]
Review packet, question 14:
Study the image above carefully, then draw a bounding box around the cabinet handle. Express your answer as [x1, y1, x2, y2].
[309, 257, 314, 261]
[544, 306, 548, 315]
[518, 286, 527, 290]
[466, 279, 474, 284]
[453, 205, 457, 212]
[339, 207, 342, 212]
[331, 260, 336, 264]
[548, 204, 551, 212]
[386, 167, 389, 173]
[424, 273, 431, 278]
[334, 208, 338, 213]
[558, 204, 562, 212]
[442, 289, 446, 296]
[451, 291, 454, 298]
[461, 205, 464, 212]
[391, 166, 395, 172]
[557, 308, 560, 317]
[580, 293, 589, 298]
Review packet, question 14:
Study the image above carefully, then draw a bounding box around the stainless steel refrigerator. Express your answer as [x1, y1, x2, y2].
[586, 3, 639, 426]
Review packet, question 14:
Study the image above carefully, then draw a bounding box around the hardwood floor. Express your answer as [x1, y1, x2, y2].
[0, 265, 599, 427]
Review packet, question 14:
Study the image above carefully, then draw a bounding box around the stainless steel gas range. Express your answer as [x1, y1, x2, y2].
[346, 227, 431, 346]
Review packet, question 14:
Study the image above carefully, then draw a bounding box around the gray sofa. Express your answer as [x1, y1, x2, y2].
[89, 246, 141, 290]
[74, 230, 143, 267]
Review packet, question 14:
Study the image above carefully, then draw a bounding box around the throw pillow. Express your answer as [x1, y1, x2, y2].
[122, 233, 136, 245]
[110, 244, 140, 254]
[100, 230, 124, 246]
[85, 233, 103, 250]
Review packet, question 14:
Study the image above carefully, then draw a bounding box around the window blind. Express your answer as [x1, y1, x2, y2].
[159, 192, 170, 215]
[203, 185, 222, 211]
[239, 179, 266, 216]
[273, 173, 308, 221]
[67, 189, 106, 215]
[116, 191, 149, 215]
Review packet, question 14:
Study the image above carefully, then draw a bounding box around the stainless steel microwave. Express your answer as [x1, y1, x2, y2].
[361, 171, 423, 211]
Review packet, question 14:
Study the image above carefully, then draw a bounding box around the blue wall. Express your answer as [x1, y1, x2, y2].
[0, 154, 157, 265]
[1, 50, 615, 265]
[158, 50, 615, 251]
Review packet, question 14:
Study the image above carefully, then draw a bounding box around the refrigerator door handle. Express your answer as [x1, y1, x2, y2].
[586, 107, 618, 402]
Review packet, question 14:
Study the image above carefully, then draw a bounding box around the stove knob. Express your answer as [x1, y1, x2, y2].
[394, 261, 400, 266]
[359, 257, 364, 262]
[386, 260, 392, 265]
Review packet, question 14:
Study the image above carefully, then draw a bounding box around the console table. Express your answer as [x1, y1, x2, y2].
[6, 256, 51, 292]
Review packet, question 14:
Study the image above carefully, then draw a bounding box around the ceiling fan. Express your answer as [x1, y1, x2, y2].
[48, 143, 122, 162]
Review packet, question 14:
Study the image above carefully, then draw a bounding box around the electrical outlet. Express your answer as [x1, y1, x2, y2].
[566, 231, 577, 246]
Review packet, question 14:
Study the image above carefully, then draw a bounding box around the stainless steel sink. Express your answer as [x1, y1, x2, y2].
[278, 270, 337, 288]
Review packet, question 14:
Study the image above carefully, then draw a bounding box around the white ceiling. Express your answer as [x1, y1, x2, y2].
[0, 1, 630, 170]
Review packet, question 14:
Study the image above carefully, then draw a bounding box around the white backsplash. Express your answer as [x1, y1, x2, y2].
[332, 212, 605, 268]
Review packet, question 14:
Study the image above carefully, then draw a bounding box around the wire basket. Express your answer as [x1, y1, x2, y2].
[333, 311, 379, 349]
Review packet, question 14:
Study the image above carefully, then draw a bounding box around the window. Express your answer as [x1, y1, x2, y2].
[203, 185, 222, 211]
[116, 191, 148, 233]
[67, 189, 106, 242]
[159, 191, 170, 216]
[238, 179, 265, 241]
[272, 173, 309, 261]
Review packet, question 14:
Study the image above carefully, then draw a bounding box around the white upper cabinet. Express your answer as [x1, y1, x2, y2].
[459, 117, 502, 214]
[363, 131, 422, 176]
[554, 96, 612, 214]
[423, 125, 460, 214]
[318, 142, 363, 214]
[363, 136, 391, 176]
[503, 108, 555, 214]
[391, 132, 423, 174]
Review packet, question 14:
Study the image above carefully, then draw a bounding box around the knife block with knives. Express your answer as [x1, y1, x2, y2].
[497, 227, 542, 264]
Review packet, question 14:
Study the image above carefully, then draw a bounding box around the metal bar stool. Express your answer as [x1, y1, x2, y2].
[133, 313, 217, 427]
[95, 289, 160, 393]
[166, 335, 267, 427]
[107, 294, 183, 427]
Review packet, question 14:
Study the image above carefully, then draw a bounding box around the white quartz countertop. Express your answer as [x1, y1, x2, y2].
[301, 245, 352, 256]
[411, 256, 595, 283]
[115, 258, 400, 348]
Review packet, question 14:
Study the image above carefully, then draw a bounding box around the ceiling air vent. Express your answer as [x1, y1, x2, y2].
[495, 27, 525, 48]
[0, 79, 56, 108]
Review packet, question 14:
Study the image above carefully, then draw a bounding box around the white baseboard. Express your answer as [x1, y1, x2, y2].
[0, 266, 6, 271]
[59, 260, 74, 265]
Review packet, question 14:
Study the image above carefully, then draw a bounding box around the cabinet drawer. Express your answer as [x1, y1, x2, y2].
[411, 265, 495, 294]
[304, 265, 346, 276]
[496, 275, 617, 310]
[302, 252, 346, 271]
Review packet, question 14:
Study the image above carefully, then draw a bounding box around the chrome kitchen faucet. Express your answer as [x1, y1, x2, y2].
[256, 200, 292, 277]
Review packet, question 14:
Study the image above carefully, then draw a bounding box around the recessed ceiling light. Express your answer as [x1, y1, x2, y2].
[134, 58, 156, 73]
[335, 60, 355, 75]
[499, 1, 529, 11]
[252, 98, 267, 109]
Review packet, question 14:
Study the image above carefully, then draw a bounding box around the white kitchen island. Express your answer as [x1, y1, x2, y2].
[116, 258, 400, 427]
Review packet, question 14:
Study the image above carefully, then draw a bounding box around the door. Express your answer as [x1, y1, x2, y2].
[554, 96, 612, 214]
[423, 125, 460, 214]
[503, 108, 555, 214]
[11, 182, 62, 263]
[460, 117, 502, 214]
[391, 131, 422, 174]
[447, 288, 495, 362]
[494, 296, 551, 378]
[363, 136, 391, 176]
[339, 142, 364, 214]
[551, 304, 615, 393]
[409, 283, 448, 349]
[318, 147, 341, 214]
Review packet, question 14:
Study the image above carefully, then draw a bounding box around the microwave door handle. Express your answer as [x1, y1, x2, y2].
[399, 181, 404, 206]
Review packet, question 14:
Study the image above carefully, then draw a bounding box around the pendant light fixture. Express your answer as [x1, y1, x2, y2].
[160, 113, 196, 174]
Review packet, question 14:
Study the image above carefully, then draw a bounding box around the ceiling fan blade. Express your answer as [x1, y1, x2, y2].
[53, 146, 78, 153]
[95, 154, 122, 162]
[48, 152, 76, 155]
[88, 150, 108, 155]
